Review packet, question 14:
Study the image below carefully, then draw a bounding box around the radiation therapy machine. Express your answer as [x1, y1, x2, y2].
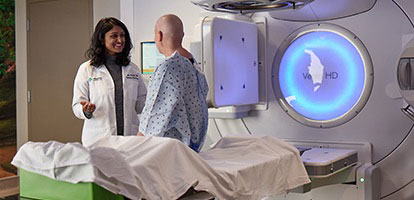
[13, 0, 414, 199]
[189, 0, 414, 199]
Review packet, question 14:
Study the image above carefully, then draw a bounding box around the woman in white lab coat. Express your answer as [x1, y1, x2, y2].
[72, 17, 147, 147]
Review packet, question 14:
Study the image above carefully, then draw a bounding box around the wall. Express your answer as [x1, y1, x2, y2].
[15, 0, 28, 149]
[93, 0, 120, 26]
[130, 1, 207, 65]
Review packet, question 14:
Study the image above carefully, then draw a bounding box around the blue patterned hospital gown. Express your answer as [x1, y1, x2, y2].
[139, 51, 209, 152]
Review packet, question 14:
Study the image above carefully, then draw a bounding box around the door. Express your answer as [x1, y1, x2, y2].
[27, 0, 92, 142]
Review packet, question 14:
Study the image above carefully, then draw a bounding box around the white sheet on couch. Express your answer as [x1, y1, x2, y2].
[12, 135, 310, 200]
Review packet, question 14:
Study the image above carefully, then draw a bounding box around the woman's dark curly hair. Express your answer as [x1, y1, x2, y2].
[86, 17, 132, 67]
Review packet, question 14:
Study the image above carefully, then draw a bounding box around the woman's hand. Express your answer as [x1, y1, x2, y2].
[80, 101, 96, 113]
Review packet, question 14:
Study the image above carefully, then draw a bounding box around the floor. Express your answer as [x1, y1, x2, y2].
[0, 194, 18, 200]
[0, 145, 16, 178]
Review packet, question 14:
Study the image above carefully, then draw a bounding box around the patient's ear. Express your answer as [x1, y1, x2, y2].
[157, 31, 163, 42]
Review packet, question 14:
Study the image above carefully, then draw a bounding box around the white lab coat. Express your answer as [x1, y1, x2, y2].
[72, 60, 147, 147]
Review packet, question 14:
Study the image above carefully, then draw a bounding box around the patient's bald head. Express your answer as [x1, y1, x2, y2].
[154, 14, 185, 55]
[156, 14, 184, 40]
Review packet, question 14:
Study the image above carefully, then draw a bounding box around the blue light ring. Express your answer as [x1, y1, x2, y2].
[290, 37, 365, 120]
[282, 36, 361, 113]
[272, 23, 374, 128]
[281, 32, 362, 118]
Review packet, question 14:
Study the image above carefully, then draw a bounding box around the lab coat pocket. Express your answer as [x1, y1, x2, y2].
[90, 76, 113, 99]
[125, 78, 139, 100]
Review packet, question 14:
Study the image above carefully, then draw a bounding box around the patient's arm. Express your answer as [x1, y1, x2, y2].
[137, 132, 144, 136]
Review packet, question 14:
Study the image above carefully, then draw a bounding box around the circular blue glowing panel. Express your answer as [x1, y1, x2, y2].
[279, 31, 365, 120]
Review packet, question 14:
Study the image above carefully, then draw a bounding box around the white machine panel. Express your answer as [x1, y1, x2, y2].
[301, 148, 358, 178]
[202, 17, 259, 107]
[302, 148, 357, 166]
[268, 0, 376, 21]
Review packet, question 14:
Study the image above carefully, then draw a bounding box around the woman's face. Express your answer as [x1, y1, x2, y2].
[104, 25, 125, 55]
